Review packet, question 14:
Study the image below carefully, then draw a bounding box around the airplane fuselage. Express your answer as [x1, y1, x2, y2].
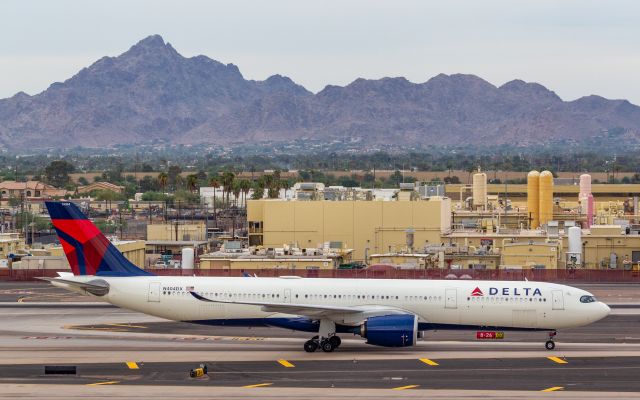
[56, 276, 610, 332]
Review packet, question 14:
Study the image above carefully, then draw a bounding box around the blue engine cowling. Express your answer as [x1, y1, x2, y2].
[361, 314, 418, 347]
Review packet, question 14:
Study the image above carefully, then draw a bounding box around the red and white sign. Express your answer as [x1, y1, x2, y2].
[476, 331, 505, 340]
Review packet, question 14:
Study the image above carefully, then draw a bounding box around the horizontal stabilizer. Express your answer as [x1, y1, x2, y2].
[37, 277, 110, 296]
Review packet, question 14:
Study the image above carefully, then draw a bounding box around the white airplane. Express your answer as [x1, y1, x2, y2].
[42, 201, 610, 353]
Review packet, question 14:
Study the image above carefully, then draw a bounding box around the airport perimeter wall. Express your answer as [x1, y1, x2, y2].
[3, 268, 640, 283]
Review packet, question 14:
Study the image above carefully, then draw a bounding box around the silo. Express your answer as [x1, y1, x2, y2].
[579, 174, 592, 200]
[472, 172, 487, 209]
[527, 171, 540, 228]
[539, 170, 554, 226]
[567, 226, 582, 265]
[182, 247, 195, 269]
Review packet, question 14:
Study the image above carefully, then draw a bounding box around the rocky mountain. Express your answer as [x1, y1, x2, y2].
[1, 34, 639, 151]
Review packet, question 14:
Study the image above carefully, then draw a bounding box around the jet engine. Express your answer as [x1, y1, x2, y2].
[359, 314, 418, 347]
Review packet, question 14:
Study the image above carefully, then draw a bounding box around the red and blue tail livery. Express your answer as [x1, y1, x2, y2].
[45, 202, 152, 277]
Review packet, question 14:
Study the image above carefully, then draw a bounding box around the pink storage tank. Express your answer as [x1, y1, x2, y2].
[579, 174, 592, 199]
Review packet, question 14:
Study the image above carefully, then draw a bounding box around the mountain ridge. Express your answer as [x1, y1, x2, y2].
[1, 34, 639, 150]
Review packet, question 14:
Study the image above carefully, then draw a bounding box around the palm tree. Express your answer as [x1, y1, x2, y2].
[157, 172, 168, 194]
[208, 176, 220, 216]
[232, 181, 241, 207]
[238, 179, 252, 208]
[186, 174, 199, 194]
[220, 171, 235, 208]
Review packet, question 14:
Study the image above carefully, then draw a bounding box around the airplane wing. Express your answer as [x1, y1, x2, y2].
[189, 291, 408, 322]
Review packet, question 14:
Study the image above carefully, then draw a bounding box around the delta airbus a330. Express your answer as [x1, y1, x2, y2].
[42, 202, 610, 352]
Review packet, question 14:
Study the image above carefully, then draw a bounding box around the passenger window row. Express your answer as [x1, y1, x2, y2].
[466, 296, 547, 302]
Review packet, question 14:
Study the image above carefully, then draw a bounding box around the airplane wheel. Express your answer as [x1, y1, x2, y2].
[321, 340, 335, 353]
[545, 340, 555, 350]
[304, 340, 318, 353]
[329, 336, 341, 348]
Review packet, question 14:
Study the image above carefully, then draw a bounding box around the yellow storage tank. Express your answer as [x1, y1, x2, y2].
[472, 172, 487, 209]
[527, 170, 540, 228]
[539, 170, 554, 226]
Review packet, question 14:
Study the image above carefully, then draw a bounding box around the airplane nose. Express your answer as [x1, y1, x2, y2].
[599, 302, 611, 319]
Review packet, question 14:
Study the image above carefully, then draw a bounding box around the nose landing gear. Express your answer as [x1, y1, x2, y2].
[545, 330, 557, 350]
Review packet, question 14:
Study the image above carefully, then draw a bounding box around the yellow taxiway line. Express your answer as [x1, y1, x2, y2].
[107, 323, 147, 329]
[126, 361, 139, 369]
[419, 358, 439, 366]
[541, 386, 564, 392]
[86, 381, 120, 386]
[243, 383, 273, 388]
[277, 359, 295, 368]
[547, 356, 568, 364]
[392, 385, 420, 390]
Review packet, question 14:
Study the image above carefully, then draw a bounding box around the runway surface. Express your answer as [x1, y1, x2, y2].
[3, 281, 640, 398]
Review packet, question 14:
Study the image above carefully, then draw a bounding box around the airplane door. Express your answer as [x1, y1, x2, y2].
[148, 282, 161, 302]
[551, 290, 564, 310]
[445, 288, 457, 309]
[284, 289, 291, 303]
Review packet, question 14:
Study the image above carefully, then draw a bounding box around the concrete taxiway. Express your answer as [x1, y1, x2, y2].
[2, 282, 640, 398]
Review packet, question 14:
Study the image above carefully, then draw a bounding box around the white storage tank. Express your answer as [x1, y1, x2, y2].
[567, 226, 582, 265]
[472, 172, 487, 208]
[182, 247, 195, 269]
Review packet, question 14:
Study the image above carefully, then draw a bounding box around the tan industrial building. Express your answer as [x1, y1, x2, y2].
[247, 197, 452, 260]
[11, 239, 146, 271]
[0, 233, 25, 260]
[145, 222, 210, 256]
[200, 255, 343, 271]
[147, 222, 207, 242]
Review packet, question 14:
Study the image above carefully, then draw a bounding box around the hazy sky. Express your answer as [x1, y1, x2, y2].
[2, 0, 639, 103]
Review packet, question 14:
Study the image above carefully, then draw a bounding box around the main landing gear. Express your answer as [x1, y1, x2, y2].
[304, 335, 342, 353]
[303, 319, 341, 352]
[545, 330, 557, 350]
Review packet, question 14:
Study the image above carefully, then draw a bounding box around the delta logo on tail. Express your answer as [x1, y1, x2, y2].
[471, 287, 484, 297]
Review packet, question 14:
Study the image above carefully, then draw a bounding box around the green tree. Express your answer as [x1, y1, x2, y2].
[141, 191, 168, 201]
[167, 165, 182, 190]
[44, 160, 75, 187]
[102, 163, 124, 183]
[157, 172, 168, 193]
[139, 176, 157, 192]
[220, 171, 235, 207]
[94, 190, 126, 201]
[208, 176, 220, 216]
[186, 174, 199, 193]
[238, 179, 252, 208]
[252, 180, 265, 200]
[232, 181, 242, 207]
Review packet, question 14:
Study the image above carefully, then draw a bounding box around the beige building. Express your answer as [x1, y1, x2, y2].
[0, 233, 25, 259]
[147, 222, 207, 242]
[13, 239, 146, 271]
[0, 181, 67, 199]
[501, 242, 559, 269]
[248, 197, 452, 260]
[200, 256, 340, 271]
[145, 222, 210, 256]
[76, 182, 124, 195]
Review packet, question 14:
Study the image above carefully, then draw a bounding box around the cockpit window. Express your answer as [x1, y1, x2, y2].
[580, 295, 597, 303]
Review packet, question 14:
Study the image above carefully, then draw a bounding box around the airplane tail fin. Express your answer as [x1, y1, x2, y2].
[45, 201, 153, 277]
